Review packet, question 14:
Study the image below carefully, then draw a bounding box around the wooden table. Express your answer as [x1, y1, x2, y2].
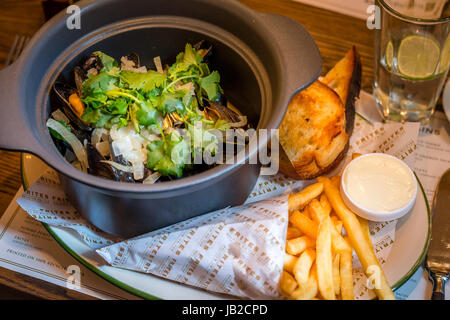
[0, 0, 374, 299]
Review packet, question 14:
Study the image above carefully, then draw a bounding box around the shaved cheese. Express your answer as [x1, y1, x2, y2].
[120, 56, 147, 73]
[154, 56, 164, 74]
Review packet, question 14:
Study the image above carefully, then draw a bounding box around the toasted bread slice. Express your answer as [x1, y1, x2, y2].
[278, 47, 361, 180]
[322, 46, 361, 136]
[279, 81, 348, 180]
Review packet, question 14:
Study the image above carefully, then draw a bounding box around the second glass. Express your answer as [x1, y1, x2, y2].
[374, 0, 450, 123]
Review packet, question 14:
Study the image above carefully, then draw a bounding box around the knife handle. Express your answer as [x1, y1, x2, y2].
[430, 275, 447, 300]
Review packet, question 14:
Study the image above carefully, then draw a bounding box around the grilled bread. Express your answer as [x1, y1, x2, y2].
[279, 81, 348, 180]
[278, 47, 361, 180]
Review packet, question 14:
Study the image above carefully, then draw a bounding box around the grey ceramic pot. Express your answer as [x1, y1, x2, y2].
[0, 0, 321, 238]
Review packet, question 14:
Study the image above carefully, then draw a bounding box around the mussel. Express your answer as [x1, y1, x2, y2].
[108, 136, 135, 183]
[53, 82, 92, 137]
[87, 143, 136, 183]
[74, 66, 86, 97]
[82, 52, 103, 73]
[86, 143, 116, 180]
[163, 112, 184, 131]
[203, 100, 241, 124]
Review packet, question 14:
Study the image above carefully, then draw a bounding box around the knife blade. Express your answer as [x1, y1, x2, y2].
[425, 169, 450, 300]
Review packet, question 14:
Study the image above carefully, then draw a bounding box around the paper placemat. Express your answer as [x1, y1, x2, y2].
[0, 188, 138, 300]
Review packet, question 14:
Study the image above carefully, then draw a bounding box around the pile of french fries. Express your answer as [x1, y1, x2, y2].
[281, 166, 396, 300]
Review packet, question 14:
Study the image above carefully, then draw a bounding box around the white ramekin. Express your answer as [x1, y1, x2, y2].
[340, 153, 418, 222]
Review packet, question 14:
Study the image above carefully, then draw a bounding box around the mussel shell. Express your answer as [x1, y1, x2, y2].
[53, 82, 93, 134]
[108, 136, 135, 182]
[74, 66, 86, 97]
[82, 53, 103, 72]
[86, 143, 116, 180]
[86, 143, 136, 183]
[206, 100, 241, 123]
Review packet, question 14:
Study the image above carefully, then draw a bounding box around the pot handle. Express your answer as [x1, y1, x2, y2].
[261, 12, 322, 96]
[0, 64, 43, 156]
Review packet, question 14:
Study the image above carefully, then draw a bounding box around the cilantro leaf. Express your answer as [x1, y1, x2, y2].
[182, 43, 203, 66]
[81, 108, 115, 128]
[82, 72, 119, 96]
[120, 70, 167, 92]
[158, 92, 186, 115]
[81, 91, 108, 109]
[146, 132, 190, 177]
[198, 71, 220, 101]
[168, 43, 204, 78]
[107, 99, 128, 115]
[135, 101, 158, 126]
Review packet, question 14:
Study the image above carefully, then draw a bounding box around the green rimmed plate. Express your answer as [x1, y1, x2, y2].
[20, 152, 431, 300]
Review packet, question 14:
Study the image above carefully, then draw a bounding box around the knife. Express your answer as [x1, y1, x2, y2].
[425, 169, 450, 300]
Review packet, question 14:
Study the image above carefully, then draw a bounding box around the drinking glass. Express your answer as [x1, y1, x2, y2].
[374, 0, 450, 123]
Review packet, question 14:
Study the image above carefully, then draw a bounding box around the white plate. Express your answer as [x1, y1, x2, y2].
[442, 79, 450, 122]
[20, 92, 431, 299]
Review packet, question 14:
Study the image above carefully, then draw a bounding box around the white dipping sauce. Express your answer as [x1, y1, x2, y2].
[343, 154, 415, 213]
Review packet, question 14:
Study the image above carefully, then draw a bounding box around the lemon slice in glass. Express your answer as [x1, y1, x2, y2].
[385, 41, 394, 69]
[397, 35, 440, 79]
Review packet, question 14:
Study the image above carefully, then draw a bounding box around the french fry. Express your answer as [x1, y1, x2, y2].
[309, 199, 329, 224]
[286, 226, 302, 240]
[332, 253, 341, 297]
[318, 177, 395, 300]
[316, 216, 335, 300]
[340, 247, 354, 300]
[288, 182, 323, 212]
[319, 194, 332, 216]
[290, 211, 318, 239]
[330, 176, 341, 189]
[280, 270, 298, 296]
[332, 218, 343, 234]
[286, 236, 315, 255]
[357, 216, 373, 250]
[331, 223, 351, 253]
[284, 253, 298, 274]
[293, 249, 316, 287]
[291, 264, 319, 300]
[302, 206, 312, 219]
